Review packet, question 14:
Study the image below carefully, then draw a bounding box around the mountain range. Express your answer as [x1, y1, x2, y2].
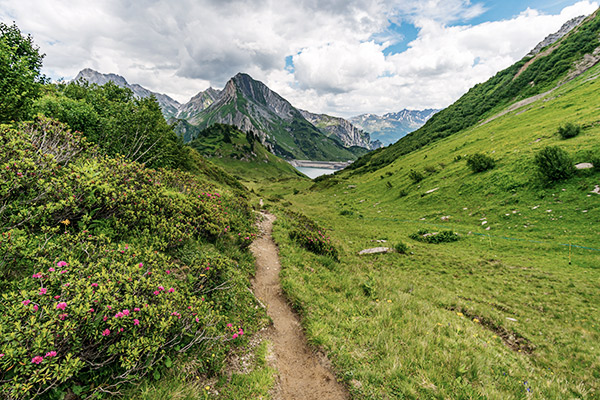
[74, 70, 433, 160]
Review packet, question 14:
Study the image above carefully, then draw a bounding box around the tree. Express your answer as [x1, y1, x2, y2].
[0, 22, 45, 123]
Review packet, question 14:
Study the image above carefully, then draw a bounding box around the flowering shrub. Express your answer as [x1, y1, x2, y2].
[0, 119, 261, 398]
[286, 211, 339, 260]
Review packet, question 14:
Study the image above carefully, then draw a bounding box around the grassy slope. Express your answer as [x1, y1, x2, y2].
[189, 124, 306, 182]
[255, 61, 600, 399]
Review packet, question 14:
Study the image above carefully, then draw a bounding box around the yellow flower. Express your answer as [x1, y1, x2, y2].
[61, 219, 70, 226]
[387, 299, 392, 303]
[205, 385, 210, 390]
[456, 312, 464, 317]
[473, 318, 480, 323]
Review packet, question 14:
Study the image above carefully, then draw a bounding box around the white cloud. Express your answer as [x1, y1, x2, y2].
[0, 0, 597, 116]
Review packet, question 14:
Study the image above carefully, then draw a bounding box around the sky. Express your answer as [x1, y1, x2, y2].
[0, 0, 598, 118]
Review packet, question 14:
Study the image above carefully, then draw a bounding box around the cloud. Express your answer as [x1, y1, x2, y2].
[0, 0, 597, 116]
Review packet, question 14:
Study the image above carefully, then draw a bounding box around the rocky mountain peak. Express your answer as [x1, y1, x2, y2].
[527, 15, 587, 57]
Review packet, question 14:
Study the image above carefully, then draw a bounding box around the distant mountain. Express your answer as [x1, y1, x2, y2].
[186, 73, 369, 161]
[175, 87, 221, 122]
[74, 68, 181, 118]
[299, 110, 374, 149]
[350, 109, 440, 146]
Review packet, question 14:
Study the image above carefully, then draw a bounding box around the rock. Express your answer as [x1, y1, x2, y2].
[425, 187, 439, 194]
[358, 247, 392, 255]
[591, 185, 600, 194]
[481, 221, 488, 225]
[506, 317, 518, 322]
[347, 185, 356, 189]
[575, 163, 594, 170]
[441, 216, 451, 221]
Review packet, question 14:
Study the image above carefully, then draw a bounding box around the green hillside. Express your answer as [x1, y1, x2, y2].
[348, 10, 600, 175]
[253, 21, 600, 400]
[189, 123, 305, 181]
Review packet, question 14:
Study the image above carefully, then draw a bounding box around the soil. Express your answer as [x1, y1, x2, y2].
[250, 212, 349, 400]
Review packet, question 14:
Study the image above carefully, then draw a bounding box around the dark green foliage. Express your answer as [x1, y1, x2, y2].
[286, 211, 339, 260]
[466, 153, 496, 173]
[424, 164, 438, 174]
[0, 22, 45, 123]
[557, 122, 581, 139]
[534, 146, 575, 182]
[346, 13, 600, 175]
[394, 242, 408, 254]
[409, 229, 459, 244]
[34, 81, 188, 170]
[408, 169, 424, 183]
[340, 209, 354, 216]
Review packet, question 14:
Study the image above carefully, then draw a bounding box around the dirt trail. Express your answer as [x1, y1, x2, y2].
[250, 212, 349, 400]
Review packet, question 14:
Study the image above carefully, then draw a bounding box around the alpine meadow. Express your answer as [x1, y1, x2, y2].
[1, 3, 600, 400]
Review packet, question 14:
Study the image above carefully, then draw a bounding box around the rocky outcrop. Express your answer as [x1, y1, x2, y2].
[299, 110, 373, 149]
[74, 69, 181, 118]
[176, 87, 221, 123]
[527, 16, 587, 57]
[350, 109, 439, 146]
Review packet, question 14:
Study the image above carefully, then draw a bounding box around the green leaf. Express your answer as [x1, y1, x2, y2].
[165, 356, 172, 368]
[153, 370, 160, 381]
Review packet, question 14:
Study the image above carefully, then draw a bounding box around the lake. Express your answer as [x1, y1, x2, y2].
[294, 166, 339, 179]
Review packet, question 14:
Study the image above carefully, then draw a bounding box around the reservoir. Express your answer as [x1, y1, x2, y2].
[294, 166, 339, 179]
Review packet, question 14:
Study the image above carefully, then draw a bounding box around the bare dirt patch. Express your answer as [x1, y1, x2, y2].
[250, 212, 349, 400]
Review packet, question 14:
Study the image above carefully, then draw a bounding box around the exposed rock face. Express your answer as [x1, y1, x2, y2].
[176, 87, 221, 122]
[299, 110, 373, 149]
[350, 109, 439, 145]
[74, 68, 181, 118]
[527, 16, 587, 57]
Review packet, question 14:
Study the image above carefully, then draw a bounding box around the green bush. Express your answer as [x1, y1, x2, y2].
[557, 122, 581, 139]
[409, 229, 459, 244]
[286, 211, 339, 260]
[394, 242, 409, 254]
[466, 153, 496, 173]
[534, 146, 575, 182]
[408, 169, 424, 183]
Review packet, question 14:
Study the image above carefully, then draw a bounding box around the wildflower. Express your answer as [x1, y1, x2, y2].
[195, 317, 200, 323]
[158, 286, 165, 291]
[91, 283, 99, 288]
[456, 312, 464, 317]
[473, 318, 480, 323]
[119, 328, 124, 332]
[115, 312, 124, 318]
[22, 300, 31, 306]
[133, 319, 140, 326]
[134, 307, 140, 312]
[32, 273, 43, 278]
[138, 262, 143, 268]
[56, 302, 67, 310]
[153, 290, 160, 295]
[107, 305, 112, 310]
[39, 288, 47, 295]
[45, 351, 57, 358]
[89, 308, 95, 313]
[226, 323, 233, 328]
[102, 329, 110, 336]
[33, 305, 38, 312]
[48, 267, 55, 272]
[60, 270, 67, 274]
[0, 354, 4, 357]
[56, 261, 68, 267]
[166, 269, 171, 274]
[64, 283, 70, 287]
[168, 288, 175, 293]
[103, 316, 108, 321]
[31, 356, 44, 364]
[54, 295, 60, 300]
[122, 309, 130, 316]
[232, 333, 238, 339]
[59, 313, 68, 320]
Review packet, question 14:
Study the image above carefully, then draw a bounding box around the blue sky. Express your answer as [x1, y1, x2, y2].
[0, 0, 598, 117]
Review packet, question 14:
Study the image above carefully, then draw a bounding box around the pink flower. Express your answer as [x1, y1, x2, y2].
[32, 273, 43, 278]
[195, 317, 200, 323]
[48, 268, 55, 272]
[232, 333, 238, 339]
[115, 312, 124, 318]
[158, 286, 165, 291]
[63, 283, 70, 287]
[39, 288, 47, 295]
[54, 295, 60, 300]
[101, 329, 110, 336]
[153, 291, 159, 296]
[56, 302, 67, 310]
[107, 305, 112, 310]
[91, 283, 99, 288]
[226, 323, 233, 328]
[89, 308, 95, 313]
[138, 262, 143, 268]
[133, 319, 140, 326]
[119, 328, 124, 332]
[122, 309, 130, 316]
[59, 313, 68, 320]
[103, 316, 108, 321]
[22, 300, 31, 306]
[33, 305, 38, 312]
[56, 261, 68, 267]
[60, 270, 67, 274]
[45, 351, 57, 358]
[0, 354, 4, 357]
[166, 269, 171, 274]
[134, 307, 140, 312]
[168, 288, 175, 293]
[31, 356, 44, 364]
[239, 328, 244, 335]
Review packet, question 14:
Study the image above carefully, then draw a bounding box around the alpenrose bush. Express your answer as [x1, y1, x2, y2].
[286, 211, 339, 260]
[0, 237, 241, 399]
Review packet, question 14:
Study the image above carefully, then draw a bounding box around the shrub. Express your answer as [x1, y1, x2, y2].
[394, 242, 409, 254]
[286, 211, 339, 260]
[340, 209, 354, 216]
[557, 122, 581, 139]
[409, 229, 459, 244]
[424, 165, 438, 174]
[466, 153, 496, 173]
[408, 169, 424, 183]
[534, 146, 574, 182]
